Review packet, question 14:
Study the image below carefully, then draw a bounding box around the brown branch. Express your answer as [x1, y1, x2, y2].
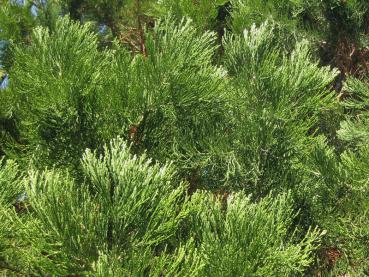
[135, 0, 147, 57]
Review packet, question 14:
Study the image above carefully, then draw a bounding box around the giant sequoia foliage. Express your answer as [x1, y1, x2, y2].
[0, 138, 322, 275]
[0, 0, 368, 276]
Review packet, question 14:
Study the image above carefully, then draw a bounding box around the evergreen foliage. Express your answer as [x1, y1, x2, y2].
[0, 0, 368, 275]
[0, 138, 321, 275]
[230, 0, 303, 34]
[0, 0, 60, 69]
[338, 77, 369, 144]
[187, 191, 322, 276]
[298, 76, 369, 275]
[229, 0, 369, 79]
[154, 0, 228, 30]
[8, 17, 107, 169]
[222, 22, 338, 194]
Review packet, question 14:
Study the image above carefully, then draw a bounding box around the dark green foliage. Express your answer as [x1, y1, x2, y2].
[298, 77, 369, 274]
[338, 77, 369, 145]
[153, 0, 229, 30]
[299, 138, 369, 275]
[230, 0, 303, 34]
[0, 159, 23, 207]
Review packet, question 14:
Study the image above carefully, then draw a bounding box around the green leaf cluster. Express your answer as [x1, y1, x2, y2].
[0, 138, 322, 275]
[0, 1, 368, 275]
